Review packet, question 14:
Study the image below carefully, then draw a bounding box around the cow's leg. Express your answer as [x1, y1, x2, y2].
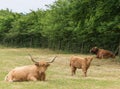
[41, 73, 46, 81]
[96, 55, 102, 59]
[97, 53, 103, 59]
[5, 77, 14, 82]
[71, 67, 76, 76]
[28, 76, 37, 81]
[82, 67, 87, 77]
[96, 54, 99, 58]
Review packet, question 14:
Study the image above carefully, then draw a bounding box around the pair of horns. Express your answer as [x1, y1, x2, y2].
[28, 54, 57, 63]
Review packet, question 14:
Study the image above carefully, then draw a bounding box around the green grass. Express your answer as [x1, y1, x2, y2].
[0, 48, 120, 89]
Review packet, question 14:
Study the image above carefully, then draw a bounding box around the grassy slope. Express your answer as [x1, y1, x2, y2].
[0, 48, 120, 89]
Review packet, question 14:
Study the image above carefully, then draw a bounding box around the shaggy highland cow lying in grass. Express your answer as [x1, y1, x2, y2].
[90, 47, 115, 59]
[5, 55, 57, 82]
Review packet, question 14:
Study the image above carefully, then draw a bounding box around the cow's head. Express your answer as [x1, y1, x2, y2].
[85, 56, 94, 61]
[29, 54, 57, 74]
[90, 47, 99, 54]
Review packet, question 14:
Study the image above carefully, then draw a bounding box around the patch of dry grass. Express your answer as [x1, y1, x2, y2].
[0, 48, 120, 89]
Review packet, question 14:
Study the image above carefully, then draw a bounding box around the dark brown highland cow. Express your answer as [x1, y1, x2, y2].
[90, 47, 115, 59]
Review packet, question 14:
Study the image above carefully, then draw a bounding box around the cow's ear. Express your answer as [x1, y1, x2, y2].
[46, 63, 50, 67]
[35, 63, 39, 66]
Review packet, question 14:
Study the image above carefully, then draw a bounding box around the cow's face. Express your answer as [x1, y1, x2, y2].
[35, 61, 50, 73]
[86, 57, 93, 61]
[90, 47, 99, 54]
[29, 54, 57, 73]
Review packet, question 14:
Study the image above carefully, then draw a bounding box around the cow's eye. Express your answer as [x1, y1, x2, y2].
[35, 63, 39, 66]
[46, 64, 50, 67]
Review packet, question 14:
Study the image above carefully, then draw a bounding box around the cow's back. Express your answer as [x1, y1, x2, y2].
[98, 49, 115, 58]
[70, 56, 85, 68]
[5, 65, 37, 81]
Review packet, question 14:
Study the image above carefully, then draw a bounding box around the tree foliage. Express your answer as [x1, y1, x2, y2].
[0, 0, 119, 53]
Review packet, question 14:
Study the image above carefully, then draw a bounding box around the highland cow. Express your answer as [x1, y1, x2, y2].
[5, 54, 57, 82]
[90, 47, 115, 59]
[70, 56, 93, 77]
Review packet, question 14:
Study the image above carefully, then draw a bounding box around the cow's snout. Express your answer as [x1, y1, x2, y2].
[39, 67, 46, 74]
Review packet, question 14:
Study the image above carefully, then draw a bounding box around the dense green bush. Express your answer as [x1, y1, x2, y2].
[0, 0, 120, 53]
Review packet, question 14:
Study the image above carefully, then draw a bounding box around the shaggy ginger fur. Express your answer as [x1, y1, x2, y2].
[70, 56, 93, 77]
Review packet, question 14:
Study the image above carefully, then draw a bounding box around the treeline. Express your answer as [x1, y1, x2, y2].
[0, 0, 120, 53]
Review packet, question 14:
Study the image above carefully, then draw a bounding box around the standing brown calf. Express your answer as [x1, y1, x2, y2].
[5, 55, 57, 82]
[70, 56, 93, 77]
[90, 47, 115, 59]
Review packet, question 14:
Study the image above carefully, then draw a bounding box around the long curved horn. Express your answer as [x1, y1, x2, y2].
[28, 54, 38, 63]
[47, 56, 57, 63]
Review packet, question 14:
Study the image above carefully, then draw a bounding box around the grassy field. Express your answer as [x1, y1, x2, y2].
[0, 48, 120, 89]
